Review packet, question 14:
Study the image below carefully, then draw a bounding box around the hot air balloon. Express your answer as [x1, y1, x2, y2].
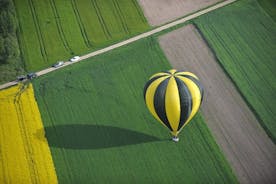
[143, 69, 203, 142]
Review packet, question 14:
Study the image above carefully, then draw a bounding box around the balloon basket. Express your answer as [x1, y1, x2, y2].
[172, 136, 179, 142]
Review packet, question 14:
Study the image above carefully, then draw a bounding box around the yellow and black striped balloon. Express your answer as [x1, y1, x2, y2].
[143, 69, 204, 136]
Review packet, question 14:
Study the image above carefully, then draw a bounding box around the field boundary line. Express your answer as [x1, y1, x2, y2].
[0, 0, 237, 90]
[131, 0, 148, 24]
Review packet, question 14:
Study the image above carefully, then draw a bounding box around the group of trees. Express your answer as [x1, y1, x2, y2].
[0, 0, 20, 64]
[0, 0, 24, 83]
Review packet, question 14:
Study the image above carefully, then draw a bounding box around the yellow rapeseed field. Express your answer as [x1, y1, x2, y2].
[0, 84, 57, 183]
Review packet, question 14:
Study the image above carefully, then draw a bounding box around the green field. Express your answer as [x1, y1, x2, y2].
[258, 0, 276, 21]
[14, 0, 149, 71]
[33, 38, 237, 183]
[194, 0, 276, 142]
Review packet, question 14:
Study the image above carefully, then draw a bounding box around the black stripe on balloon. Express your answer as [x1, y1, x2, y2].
[143, 75, 168, 100]
[153, 77, 173, 131]
[161, 71, 172, 74]
[178, 75, 204, 105]
[175, 77, 192, 131]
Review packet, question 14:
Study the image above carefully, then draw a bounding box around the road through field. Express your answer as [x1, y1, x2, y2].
[159, 24, 276, 184]
[0, 0, 237, 90]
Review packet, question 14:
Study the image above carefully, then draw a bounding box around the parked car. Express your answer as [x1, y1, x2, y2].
[16, 75, 27, 82]
[69, 56, 80, 62]
[52, 61, 64, 68]
[27, 72, 37, 80]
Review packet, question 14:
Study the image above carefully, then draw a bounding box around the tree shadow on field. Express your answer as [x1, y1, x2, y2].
[37, 124, 161, 150]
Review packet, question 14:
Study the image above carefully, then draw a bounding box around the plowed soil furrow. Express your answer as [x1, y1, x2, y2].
[158, 24, 276, 184]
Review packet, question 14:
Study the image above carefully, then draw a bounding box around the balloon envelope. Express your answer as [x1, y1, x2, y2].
[143, 69, 203, 136]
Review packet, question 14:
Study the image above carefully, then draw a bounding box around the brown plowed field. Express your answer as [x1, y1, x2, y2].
[158, 24, 276, 184]
[138, 0, 221, 26]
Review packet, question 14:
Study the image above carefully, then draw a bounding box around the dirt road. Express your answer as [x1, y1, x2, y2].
[0, 0, 237, 90]
[158, 24, 276, 184]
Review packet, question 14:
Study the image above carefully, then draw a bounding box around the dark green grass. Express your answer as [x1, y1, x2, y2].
[194, 0, 276, 142]
[13, 0, 149, 72]
[0, 0, 24, 84]
[258, 0, 276, 21]
[33, 38, 237, 183]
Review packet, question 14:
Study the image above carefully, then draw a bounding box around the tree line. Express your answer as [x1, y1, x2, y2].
[0, 0, 20, 64]
[0, 0, 24, 83]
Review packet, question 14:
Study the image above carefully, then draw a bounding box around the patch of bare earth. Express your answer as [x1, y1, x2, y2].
[158, 24, 276, 184]
[137, 0, 222, 26]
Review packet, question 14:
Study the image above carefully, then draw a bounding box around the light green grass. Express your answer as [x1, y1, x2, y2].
[194, 0, 276, 142]
[14, 0, 45, 71]
[33, 38, 237, 183]
[49, 0, 87, 54]
[14, 0, 149, 71]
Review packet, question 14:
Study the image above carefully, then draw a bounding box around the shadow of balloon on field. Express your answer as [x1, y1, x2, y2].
[38, 124, 161, 150]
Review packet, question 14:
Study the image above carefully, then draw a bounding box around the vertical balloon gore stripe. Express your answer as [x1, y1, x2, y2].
[175, 77, 192, 131]
[145, 76, 170, 129]
[175, 71, 199, 80]
[154, 77, 173, 131]
[149, 72, 170, 80]
[179, 75, 204, 105]
[143, 75, 168, 99]
[165, 77, 181, 132]
[176, 76, 202, 129]
[168, 69, 177, 74]
[160, 71, 172, 75]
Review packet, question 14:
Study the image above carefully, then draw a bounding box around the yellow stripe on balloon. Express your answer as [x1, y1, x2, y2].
[150, 72, 170, 79]
[175, 72, 199, 80]
[145, 76, 170, 128]
[176, 76, 201, 129]
[169, 69, 177, 74]
[165, 77, 180, 132]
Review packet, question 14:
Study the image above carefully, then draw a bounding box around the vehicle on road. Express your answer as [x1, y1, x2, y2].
[16, 75, 27, 82]
[27, 73, 37, 80]
[70, 56, 80, 62]
[52, 61, 64, 68]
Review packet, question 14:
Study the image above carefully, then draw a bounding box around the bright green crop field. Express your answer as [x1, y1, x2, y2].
[14, 0, 149, 71]
[33, 38, 237, 183]
[194, 0, 276, 142]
